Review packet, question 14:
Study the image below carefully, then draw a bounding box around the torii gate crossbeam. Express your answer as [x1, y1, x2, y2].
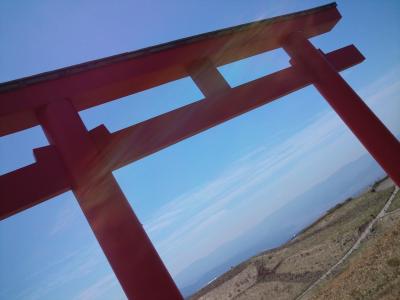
[1, 3, 399, 299]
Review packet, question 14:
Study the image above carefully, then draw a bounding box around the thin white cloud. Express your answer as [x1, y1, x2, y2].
[12, 245, 108, 300]
[143, 64, 400, 277]
[49, 194, 79, 236]
[72, 274, 118, 300]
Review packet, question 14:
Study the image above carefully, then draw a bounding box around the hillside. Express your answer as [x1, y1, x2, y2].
[190, 178, 399, 299]
[178, 154, 385, 296]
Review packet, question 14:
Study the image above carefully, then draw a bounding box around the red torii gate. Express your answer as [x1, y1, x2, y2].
[1, 3, 399, 299]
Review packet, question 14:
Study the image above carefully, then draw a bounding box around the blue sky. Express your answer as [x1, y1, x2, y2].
[0, 0, 399, 299]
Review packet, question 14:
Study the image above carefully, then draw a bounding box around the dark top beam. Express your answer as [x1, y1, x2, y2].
[0, 3, 340, 136]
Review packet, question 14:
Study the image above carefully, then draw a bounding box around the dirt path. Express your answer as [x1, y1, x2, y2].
[296, 186, 399, 300]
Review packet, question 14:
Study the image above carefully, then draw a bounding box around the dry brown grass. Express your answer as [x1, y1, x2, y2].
[387, 190, 400, 213]
[190, 183, 397, 300]
[305, 209, 400, 300]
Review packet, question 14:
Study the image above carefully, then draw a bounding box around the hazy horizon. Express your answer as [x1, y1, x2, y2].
[177, 152, 386, 296]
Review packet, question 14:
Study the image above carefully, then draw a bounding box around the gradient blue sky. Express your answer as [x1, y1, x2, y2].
[1, 0, 399, 299]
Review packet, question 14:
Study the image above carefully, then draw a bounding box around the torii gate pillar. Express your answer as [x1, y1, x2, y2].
[283, 32, 400, 184]
[37, 100, 183, 300]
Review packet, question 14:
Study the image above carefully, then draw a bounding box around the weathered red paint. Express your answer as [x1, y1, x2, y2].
[1, 3, 399, 300]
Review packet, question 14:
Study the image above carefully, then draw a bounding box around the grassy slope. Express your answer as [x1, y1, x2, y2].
[190, 185, 397, 300]
[387, 191, 400, 213]
[306, 196, 400, 300]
